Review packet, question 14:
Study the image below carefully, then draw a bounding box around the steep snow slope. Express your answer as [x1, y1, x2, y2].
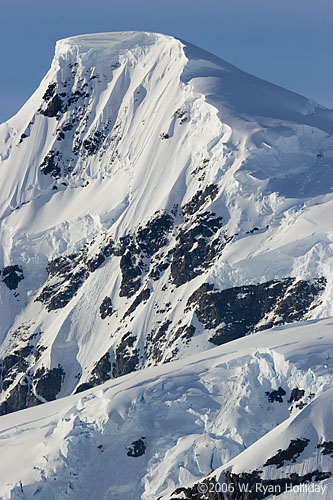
[0, 32, 333, 415]
[165, 390, 333, 500]
[0, 319, 332, 500]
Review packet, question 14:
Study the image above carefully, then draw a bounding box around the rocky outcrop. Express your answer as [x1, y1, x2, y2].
[34, 365, 65, 401]
[35, 243, 109, 311]
[123, 288, 150, 319]
[0, 345, 32, 390]
[288, 388, 305, 403]
[317, 441, 333, 457]
[182, 184, 219, 217]
[119, 250, 143, 298]
[99, 296, 113, 319]
[75, 352, 111, 393]
[170, 212, 230, 287]
[223, 468, 331, 500]
[146, 321, 172, 364]
[0, 376, 40, 416]
[40, 150, 62, 177]
[1, 265, 24, 290]
[112, 333, 139, 378]
[127, 438, 146, 457]
[187, 277, 326, 344]
[266, 387, 286, 403]
[264, 438, 310, 468]
[167, 477, 224, 500]
[136, 213, 174, 257]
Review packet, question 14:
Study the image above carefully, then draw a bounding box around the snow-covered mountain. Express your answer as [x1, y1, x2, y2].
[0, 30, 332, 498]
[0, 31, 332, 415]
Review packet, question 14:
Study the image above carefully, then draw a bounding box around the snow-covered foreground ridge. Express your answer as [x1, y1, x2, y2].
[0, 31, 332, 418]
[0, 319, 332, 500]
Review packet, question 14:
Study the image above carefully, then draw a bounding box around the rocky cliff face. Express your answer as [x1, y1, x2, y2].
[0, 32, 332, 415]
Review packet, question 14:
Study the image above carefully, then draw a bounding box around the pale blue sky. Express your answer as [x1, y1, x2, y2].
[1, 0, 332, 123]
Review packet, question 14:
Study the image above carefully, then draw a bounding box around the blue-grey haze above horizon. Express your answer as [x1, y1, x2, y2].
[0, 0, 332, 123]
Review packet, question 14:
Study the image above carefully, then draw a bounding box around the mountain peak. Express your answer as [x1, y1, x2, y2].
[55, 31, 178, 56]
[0, 27, 332, 423]
[0, 30, 332, 499]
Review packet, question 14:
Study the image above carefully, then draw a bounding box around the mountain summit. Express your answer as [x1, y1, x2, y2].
[0, 31, 332, 413]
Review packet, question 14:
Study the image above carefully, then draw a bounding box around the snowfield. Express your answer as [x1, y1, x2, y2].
[0, 31, 332, 499]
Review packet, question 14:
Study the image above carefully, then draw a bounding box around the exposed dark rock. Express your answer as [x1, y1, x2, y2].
[40, 150, 62, 177]
[72, 352, 111, 393]
[170, 212, 227, 287]
[174, 108, 188, 124]
[36, 238, 114, 313]
[123, 288, 150, 319]
[182, 184, 219, 217]
[102, 238, 115, 257]
[36, 282, 62, 305]
[82, 130, 106, 155]
[136, 213, 173, 257]
[146, 321, 172, 364]
[267, 277, 327, 327]
[61, 120, 76, 132]
[41, 94, 63, 117]
[86, 252, 105, 272]
[1, 345, 33, 384]
[117, 213, 174, 295]
[266, 387, 286, 404]
[75, 382, 94, 394]
[65, 89, 89, 109]
[169, 477, 224, 499]
[149, 260, 170, 281]
[127, 438, 146, 457]
[186, 277, 326, 344]
[33, 344, 47, 362]
[0, 379, 28, 415]
[112, 333, 139, 378]
[0, 377, 40, 416]
[42, 83, 57, 102]
[46, 254, 79, 278]
[288, 388, 305, 403]
[37, 268, 87, 311]
[57, 131, 65, 141]
[264, 438, 310, 468]
[191, 157, 210, 180]
[91, 352, 111, 383]
[119, 251, 142, 298]
[113, 234, 133, 256]
[99, 296, 113, 319]
[317, 441, 333, 456]
[172, 324, 196, 344]
[35, 365, 65, 401]
[1, 265, 24, 290]
[19, 133, 28, 144]
[224, 468, 331, 500]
